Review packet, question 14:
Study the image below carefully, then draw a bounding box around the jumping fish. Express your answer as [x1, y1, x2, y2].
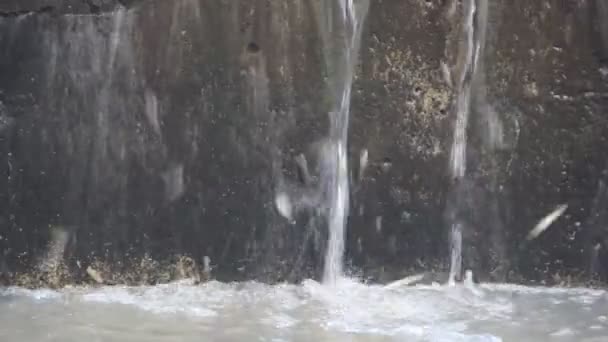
[526, 204, 568, 241]
[86, 266, 104, 284]
[384, 273, 425, 289]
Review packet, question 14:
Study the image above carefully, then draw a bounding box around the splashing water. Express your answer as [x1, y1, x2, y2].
[318, 0, 369, 285]
[449, 222, 464, 285]
[2, 280, 607, 341]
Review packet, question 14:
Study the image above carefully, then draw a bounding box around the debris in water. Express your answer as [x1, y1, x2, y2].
[526, 204, 568, 241]
[86, 266, 104, 284]
[384, 273, 425, 289]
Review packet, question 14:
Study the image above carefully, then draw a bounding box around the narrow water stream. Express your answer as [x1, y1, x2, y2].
[447, 0, 489, 284]
[318, 0, 369, 285]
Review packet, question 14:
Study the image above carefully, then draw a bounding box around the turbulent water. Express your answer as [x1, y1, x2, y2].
[1, 279, 607, 342]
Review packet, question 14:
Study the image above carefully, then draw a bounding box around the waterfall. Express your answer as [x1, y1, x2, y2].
[447, 0, 486, 284]
[316, 0, 369, 285]
[449, 0, 477, 181]
[448, 222, 463, 285]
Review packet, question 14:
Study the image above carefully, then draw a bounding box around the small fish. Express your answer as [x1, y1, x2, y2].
[275, 192, 293, 222]
[86, 266, 104, 284]
[526, 204, 568, 241]
[295, 154, 312, 185]
[384, 274, 425, 289]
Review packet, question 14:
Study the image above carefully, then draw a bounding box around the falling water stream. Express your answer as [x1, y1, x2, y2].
[448, 0, 486, 285]
[318, 0, 369, 285]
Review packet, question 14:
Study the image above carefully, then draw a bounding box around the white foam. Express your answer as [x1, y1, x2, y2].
[1, 280, 606, 341]
[550, 327, 576, 337]
[479, 282, 603, 294]
[1, 287, 62, 300]
[80, 280, 220, 318]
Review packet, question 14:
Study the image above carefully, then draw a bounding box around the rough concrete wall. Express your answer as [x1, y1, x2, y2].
[0, 0, 607, 287]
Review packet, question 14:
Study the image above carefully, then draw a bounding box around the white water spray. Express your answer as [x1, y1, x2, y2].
[317, 0, 369, 285]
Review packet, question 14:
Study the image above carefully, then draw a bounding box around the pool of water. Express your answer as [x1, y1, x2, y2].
[0, 278, 606, 341]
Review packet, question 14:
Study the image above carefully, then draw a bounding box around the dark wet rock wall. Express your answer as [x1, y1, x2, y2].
[0, 0, 607, 287]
